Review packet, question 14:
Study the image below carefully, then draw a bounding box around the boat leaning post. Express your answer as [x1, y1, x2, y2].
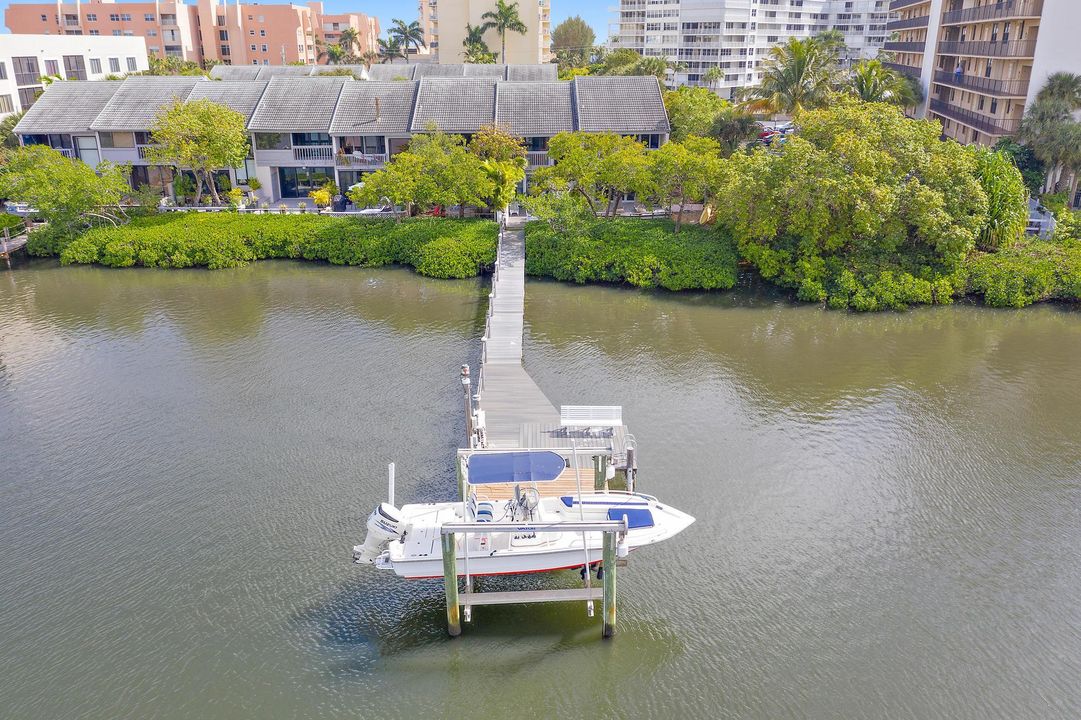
[441, 532, 461, 637]
[460, 365, 473, 448]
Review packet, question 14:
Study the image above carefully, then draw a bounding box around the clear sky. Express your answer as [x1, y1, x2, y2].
[0, 0, 613, 41]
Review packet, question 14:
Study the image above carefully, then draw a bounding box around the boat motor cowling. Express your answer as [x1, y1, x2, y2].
[353, 503, 403, 564]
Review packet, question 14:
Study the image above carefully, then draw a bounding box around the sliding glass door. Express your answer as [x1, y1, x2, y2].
[277, 167, 333, 199]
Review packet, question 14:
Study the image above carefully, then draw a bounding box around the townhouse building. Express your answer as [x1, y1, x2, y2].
[610, 0, 890, 97]
[0, 33, 148, 120]
[12, 66, 670, 203]
[417, 0, 552, 64]
[885, 0, 1081, 146]
[4, 0, 379, 66]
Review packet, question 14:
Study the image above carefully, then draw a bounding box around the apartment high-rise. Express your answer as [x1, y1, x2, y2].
[4, 0, 379, 66]
[611, 0, 890, 97]
[416, 0, 551, 64]
[885, 0, 1081, 146]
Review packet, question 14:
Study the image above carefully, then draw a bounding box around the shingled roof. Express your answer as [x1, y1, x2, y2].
[495, 82, 575, 136]
[90, 76, 204, 130]
[329, 81, 417, 136]
[507, 64, 558, 81]
[13, 81, 122, 135]
[187, 81, 269, 122]
[411, 78, 496, 133]
[365, 64, 415, 81]
[209, 65, 262, 81]
[573, 76, 670, 134]
[248, 76, 351, 131]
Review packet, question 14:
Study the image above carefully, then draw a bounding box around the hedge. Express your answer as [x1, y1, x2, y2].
[44, 214, 497, 278]
[525, 218, 740, 291]
[966, 239, 1081, 308]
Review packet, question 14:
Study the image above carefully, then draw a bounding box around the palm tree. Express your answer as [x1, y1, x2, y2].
[464, 23, 488, 51]
[702, 67, 723, 92]
[377, 37, 405, 64]
[337, 27, 361, 56]
[389, 18, 426, 64]
[462, 43, 497, 64]
[316, 40, 346, 65]
[847, 59, 918, 107]
[359, 50, 379, 70]
[480, 0, 528, 64]
[743, 37, 834, 116]
[709, 106, 759, 157]
[1020, 97, 1075, 193]
[1035, 72, 1081, 109]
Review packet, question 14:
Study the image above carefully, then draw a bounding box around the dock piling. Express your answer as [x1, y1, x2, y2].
[602, 530, 618, 638]
[441, 533, 461, 637]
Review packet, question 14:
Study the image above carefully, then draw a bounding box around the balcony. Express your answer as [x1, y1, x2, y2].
[937, 39, 1037, 58]
[55, 147, 76, 159]
[293, 146, 333, 162]
[888, 0, 931, 9]
[932, 70, 1029, 98]
[526, 151, 552, 169]
[928, 99, 1021, 136]
[136, 145, 157, 159]
[940, 0, 1043, 26]
[335, 152, 387, 169]
[882, 61, 922, 80]
[882, 41, 926, 52]
[885, 14, 929, 31]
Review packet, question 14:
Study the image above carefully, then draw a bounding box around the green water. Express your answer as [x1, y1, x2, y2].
[1, 261, 1080, 719]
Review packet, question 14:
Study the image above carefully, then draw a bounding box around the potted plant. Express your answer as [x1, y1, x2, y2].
[297, 200, 307, 214]
[260, 201, 270, 214]
[247, 178, 262, 202]
[278, 203, 288, 214]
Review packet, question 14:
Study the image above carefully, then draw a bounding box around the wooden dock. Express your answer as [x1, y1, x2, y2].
[1, 224, 29, 269]
[477, 222, 560, 448]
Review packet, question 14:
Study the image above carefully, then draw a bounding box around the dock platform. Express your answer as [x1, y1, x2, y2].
[1, 223, 29, 269]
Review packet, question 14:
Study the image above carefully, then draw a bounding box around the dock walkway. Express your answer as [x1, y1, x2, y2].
[1, 225, 29, 269]
[477, 222, 559, 448]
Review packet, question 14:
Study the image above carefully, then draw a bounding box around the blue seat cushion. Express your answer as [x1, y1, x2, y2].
[607, 508, 653, 529]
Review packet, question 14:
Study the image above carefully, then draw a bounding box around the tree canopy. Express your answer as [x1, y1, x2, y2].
[551, 16, 595, 67]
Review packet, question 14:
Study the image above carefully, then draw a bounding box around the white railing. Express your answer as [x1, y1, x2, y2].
[527, 151, 552, 168]
[56, 148, 76, 158]
[335, 152, 387, 168]
[136, 145, 155, 159]
[292, 145, 333, 161]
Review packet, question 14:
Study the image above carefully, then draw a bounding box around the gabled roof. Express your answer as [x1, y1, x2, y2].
[365, 64, 415, 81]
[247, 76, 350, 131]
[13, 81, 122, 135]
[463, 64, 507, 79]
[90, 76, 204, 130]
[495, 82, 575, 136]
[414, 63, 471, 79]
[187, 81, 269, 122]
[329, 81, 417, 136]
[410, 78, 496, 133]
[209, 65, 262, 81]
[507, 64, 558, 82]
[256, 64, 318, 81]
[573, 76, 671, 134]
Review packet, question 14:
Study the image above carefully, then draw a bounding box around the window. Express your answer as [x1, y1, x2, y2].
[161, 13, 177, 24]
[99, 132, 135, 148]
[40, 14, 47, 22]
[123, 30, 134, 36]
[45, 59, 59, 76]
[277, 167, 333, 198]
[144, 13, 155, 22]
[258, 15, 264, 22]
[259, 29, 266, 37]
[18, 86, 41, 109]
[250, 44, 257, 52]
[109, 57, 120, 73]
[133, 131, 152, 145]
[216, 15, 225, 26]
[63, 55, 87, 80]
[90, 58, 102, 74]
[127, 57, 137, 71]
[86, 13, 97, 21]
[219, 30, 229, 41]
[249, 29, 255, 36]
[109, 13, 119, 21]
[254, 133, 289, 150]
[89, 30, 100, 35]
[112, 30, 121, 36]
[291, 132, 330, 146]
[12, 57, 41, 86]
[0, 95, 13, 113]
[220, 45, 230, 56]
[120, 13, 132, 21]
[990, 99, 998, 114]
[147, 29, 157, 37]
[248, 14, 253, 20]
[261, 44, 267, 52]
[0, 62, 6, 80]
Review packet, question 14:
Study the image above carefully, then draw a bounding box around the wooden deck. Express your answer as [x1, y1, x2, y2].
[470, 467, 604, 502]
[477, 223, 560, 448]
[1, 227, 29, 269]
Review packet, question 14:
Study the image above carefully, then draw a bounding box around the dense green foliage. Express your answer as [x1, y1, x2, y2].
[966, 239, 1081, 308]
[44, 214, 496, 277]
[525, 218, 739, 291]
[713, 101, 1004, 311]
[0, 213, 25, 232]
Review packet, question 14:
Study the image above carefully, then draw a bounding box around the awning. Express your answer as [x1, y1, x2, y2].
[467, 451, 567, 485]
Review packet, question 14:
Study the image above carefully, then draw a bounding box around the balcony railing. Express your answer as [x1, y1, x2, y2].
[882, 61, 922, 80]
[882, 41, 926, 52]
[940, 0, 1043, 26]
[932, 70, 1029, 97]
[888, 0, 931, 9]
[937, 39, 1037, 58]
[929, 99, 1021, 136]
[335, 151, 387, 168]
[526, 151, 553, 169]
[136, 145, 156, 159]
[886, 14, 929, 31]
[292, 146, 333, 162]
[56, 147, 76, 158]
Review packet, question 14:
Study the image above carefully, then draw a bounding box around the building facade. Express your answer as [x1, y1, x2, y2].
[611, 0, 890, 97]
[4, 0, 379, 66]
[0, 33, 148, 120]
[417, 0, 552, 64]
[12, 67, 667, 203]
[885, 0, 1081, 146]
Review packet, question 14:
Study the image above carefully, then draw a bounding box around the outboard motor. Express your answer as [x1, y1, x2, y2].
[352, 503, 403, 564]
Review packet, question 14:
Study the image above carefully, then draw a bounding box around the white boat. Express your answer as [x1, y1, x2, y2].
[352, 451, 695, 579]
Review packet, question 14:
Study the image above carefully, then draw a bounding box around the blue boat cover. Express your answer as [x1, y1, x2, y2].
[607, 508, 654, 529]
[468, 451, 567, 485]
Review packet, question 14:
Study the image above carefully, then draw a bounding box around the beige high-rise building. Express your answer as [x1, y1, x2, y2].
[885, 0, 1081, 146]
[418, 0, 551, 64]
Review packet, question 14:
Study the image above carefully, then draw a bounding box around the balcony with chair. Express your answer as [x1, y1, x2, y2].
[334, 151, 387, 169]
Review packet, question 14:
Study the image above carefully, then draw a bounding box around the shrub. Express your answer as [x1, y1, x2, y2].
[525, 218, 739, 291]
[51, 213, 498, 278]
[966, 239, 1081, 307]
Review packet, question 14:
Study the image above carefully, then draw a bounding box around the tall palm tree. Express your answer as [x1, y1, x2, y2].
[316, 39, 346, 65]
[1020, 97, 1075, 193]
[709, 106, 759, 157]
[337, 27, 361, 56]
[377, 37, 405, 64]
[743, 37, 834, 116]
[464, 23, 488, 51]
[1035, 72, 1081, 109]
[389, 18, 426, 64]
[359, 50, 379, 70]
[847, 59, 916, 107]
[702, 67, 723, 92]
[480, 0, 528, 64]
